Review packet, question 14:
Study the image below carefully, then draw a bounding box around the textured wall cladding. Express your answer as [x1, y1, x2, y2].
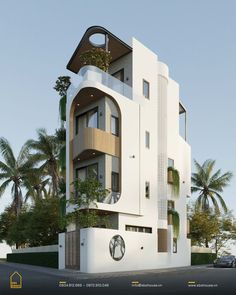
[157, 75, 168, 220]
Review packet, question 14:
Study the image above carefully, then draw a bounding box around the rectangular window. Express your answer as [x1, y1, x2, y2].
[168, 158, 174, 168]
[111, 172, 119, 192]
[168, 200, 175, 210]
[126, 225, 152, 233]
[111, 115, 119, 136]
[145, 131, 150, 148]
[143, 79, 150, 99]
[173, 238, 177, 253]
[145, 181, 150, 198]
[76, 163, 98, 181]
[87, 108, 98, 128]
[112, 69, 124, 82]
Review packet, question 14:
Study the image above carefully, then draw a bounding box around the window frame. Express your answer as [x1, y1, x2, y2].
[111, 172, 120, 193]
[112, 68, 124, 82]
[75, 107, 99, 135]
[143, 79, 150, 99]
[76, 163, 99, 181]
[111, 115, 119, 136]
[125, 225, 152, 234]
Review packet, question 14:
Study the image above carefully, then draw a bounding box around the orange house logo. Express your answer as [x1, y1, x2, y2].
[10, 271, 22, 289]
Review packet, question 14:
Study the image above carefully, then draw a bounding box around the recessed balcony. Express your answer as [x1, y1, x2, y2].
[73, 127, 120, 160]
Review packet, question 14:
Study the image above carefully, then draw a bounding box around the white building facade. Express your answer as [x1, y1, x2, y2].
[59, 26, 191, 273]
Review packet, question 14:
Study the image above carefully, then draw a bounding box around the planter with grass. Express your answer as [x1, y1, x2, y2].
[167, 166, 180, 196]
[168, 208, 180, 238]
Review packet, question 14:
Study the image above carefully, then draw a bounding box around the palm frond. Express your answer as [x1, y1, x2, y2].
[0, 138, 16, 169]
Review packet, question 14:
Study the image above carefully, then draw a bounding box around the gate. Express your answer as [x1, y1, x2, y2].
[65, 230, 80, 269]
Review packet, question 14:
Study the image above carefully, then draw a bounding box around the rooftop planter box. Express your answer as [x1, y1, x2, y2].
[167, 167, 180, 197]
[79, 48, 112, 72]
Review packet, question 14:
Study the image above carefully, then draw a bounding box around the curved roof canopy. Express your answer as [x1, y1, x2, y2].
[67, 26, 132, 73]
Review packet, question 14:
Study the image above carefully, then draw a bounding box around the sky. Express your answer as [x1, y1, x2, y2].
[0, 0, 236, 254]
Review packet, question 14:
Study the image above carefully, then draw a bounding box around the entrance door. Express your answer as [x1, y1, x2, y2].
[65, 230, 80, 269]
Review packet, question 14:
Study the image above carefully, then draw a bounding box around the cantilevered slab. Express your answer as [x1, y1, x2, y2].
[67, 26, 132, 74]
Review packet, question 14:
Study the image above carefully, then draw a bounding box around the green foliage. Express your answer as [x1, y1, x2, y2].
[0, 198, 61, 247]
[0, 138, 35, 216]
[168, 208, 180, 238]
[53, 76, 71, 97]
[191, 253, 217, 265]
[7, 252, 58, 268]
[79, 48, 112, 72]
[59, 95, 67, 122]
[189, 207, 220, 247]
[192, 159, 233, 213]
[67, 177, 110, 228]
[168, 166, 180, 196]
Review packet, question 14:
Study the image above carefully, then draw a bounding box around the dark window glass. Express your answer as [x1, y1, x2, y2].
[87, 109, 98, 128]
[112, 172, 119, 192]
[143, 80, 150, 99]
[75, 116, 79, 135]
[145, 181, 150, 198]
[111, 116, 119, 136]
[76, 163, 98, 181]
[112, 69, 124, 82]
[168, 200, 175, 210]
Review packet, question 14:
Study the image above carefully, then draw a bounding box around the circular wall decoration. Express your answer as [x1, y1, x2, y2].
[109, 235, 125, 261]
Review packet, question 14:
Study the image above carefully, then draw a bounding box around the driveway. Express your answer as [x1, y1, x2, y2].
[0, 261, 236, 294]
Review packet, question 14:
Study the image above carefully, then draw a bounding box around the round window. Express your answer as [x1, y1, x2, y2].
[109, 235, 125, 261]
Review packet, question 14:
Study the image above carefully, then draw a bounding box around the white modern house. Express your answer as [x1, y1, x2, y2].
[58, 26, 191, 273]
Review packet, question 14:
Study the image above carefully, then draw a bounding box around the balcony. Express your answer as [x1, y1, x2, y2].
[73, 127, 120, 160]
[67, 65, 133, 101]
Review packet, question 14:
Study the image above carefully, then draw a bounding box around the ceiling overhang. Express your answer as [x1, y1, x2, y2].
[67, 26, 132, 74]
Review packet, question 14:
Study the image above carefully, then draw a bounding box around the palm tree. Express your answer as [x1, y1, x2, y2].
[24, 169, 50, 203]
[27, 129, 60, 195]
[0, 138, 34, 217]
[192, 159, 233, 214]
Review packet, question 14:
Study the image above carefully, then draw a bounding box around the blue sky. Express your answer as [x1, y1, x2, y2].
[0, 0, 236, 216]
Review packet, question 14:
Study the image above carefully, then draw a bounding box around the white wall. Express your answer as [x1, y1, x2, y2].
[12, 244, 58, 253]
[80, 228, 190, 273]
[0, 242, 12, 258]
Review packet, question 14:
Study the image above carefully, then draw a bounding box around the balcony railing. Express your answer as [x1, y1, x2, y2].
[67, 65, 133, 100]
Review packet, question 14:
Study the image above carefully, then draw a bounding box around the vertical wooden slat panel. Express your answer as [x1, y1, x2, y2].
[65, 231, 80, 269]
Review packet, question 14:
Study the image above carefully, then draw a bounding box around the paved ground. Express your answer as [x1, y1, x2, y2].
[1, 262, 236, 295]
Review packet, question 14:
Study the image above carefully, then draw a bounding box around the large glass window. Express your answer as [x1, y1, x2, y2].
[76, 163, 98, 181]
[145, 131, 150, 148]
[143, 79, 150, 99]
[87, 108, 98, 128]
[111, 115, 119, 136]
[111, 172, 119, 192]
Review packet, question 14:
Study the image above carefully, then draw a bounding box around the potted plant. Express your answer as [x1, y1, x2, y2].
[168, 208, 180, 238]
[79, 48, 112, 72]
[167, 166, 180, 196]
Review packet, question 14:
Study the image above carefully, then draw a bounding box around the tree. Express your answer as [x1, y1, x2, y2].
[0, 206, 16, 245]
[191, 159, 233, 213]
[53, 76, 71, 98]
[212, 213, 236, 256]
[67, 177, 109, 228]
[27, 129, 60, 195]
[189, 207, 219, 248]
[0, 138, 34, 217]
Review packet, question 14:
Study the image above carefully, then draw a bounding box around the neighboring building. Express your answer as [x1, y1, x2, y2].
[59, 26, 191, 273]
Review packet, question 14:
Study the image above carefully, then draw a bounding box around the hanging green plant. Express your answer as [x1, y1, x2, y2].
[168, 208, 180, 238]
[167, 166, 180, 197]
[79, 48, 112, 72]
